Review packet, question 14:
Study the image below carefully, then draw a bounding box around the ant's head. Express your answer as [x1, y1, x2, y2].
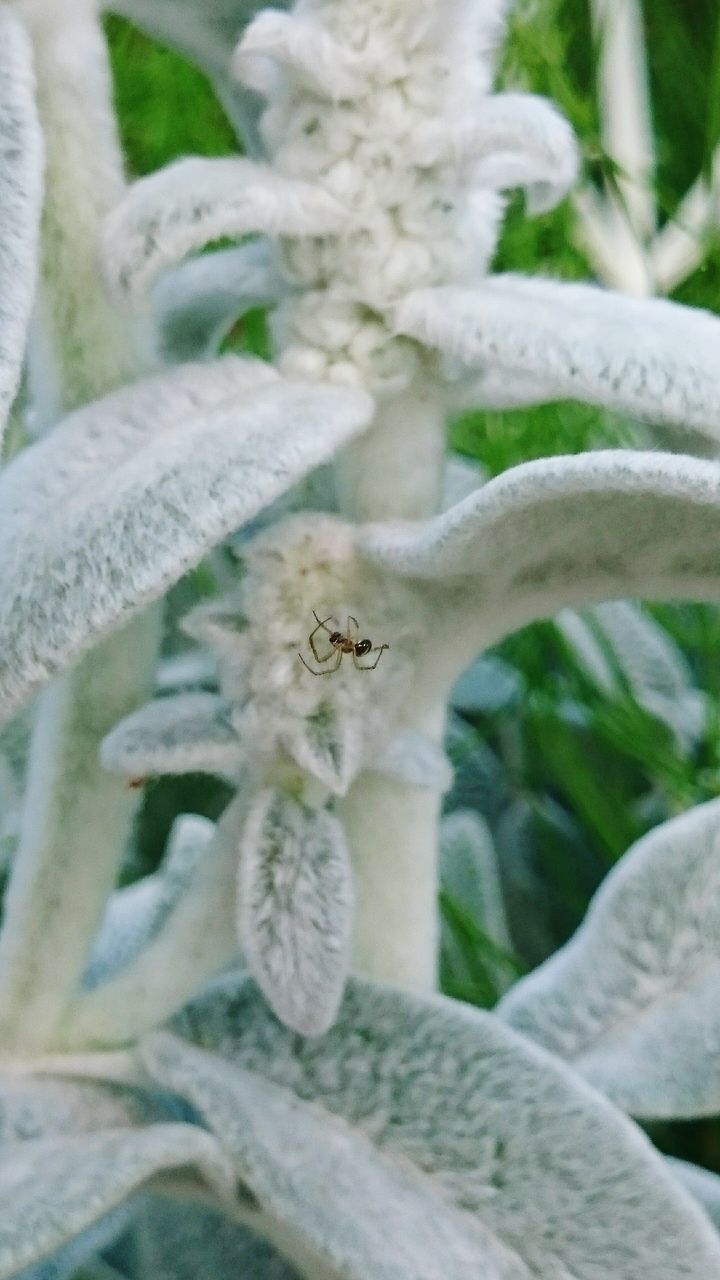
[330, 631, 345, 647]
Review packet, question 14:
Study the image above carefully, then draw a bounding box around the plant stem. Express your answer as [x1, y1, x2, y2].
[337, 377, 448, 989]
[0, 0, 158, 1050]
[335, 375, 447, 521]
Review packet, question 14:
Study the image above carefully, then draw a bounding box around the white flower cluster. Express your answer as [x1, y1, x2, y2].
[186, 513, 428, 798]
[234, 0, 573, 390]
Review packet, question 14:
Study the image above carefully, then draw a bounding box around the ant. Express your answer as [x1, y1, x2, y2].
[299, 611, 390, 676]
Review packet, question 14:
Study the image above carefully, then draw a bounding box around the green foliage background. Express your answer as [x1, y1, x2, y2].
[104, 0, 720, 1170]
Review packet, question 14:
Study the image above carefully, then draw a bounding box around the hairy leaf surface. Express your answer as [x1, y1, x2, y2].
[238, 790, 354, 1036]
[499, 799, 720, 1117]
[142, 975, 720, 1280]
[0, 4, 43, 451]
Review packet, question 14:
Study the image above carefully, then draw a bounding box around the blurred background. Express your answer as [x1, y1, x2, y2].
[90, 0, 720, 1168]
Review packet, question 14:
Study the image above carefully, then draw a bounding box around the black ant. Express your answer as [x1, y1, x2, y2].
[298, 611, 390, 676]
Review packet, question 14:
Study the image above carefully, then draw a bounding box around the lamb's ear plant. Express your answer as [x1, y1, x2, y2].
[6, 0, 720, 1276]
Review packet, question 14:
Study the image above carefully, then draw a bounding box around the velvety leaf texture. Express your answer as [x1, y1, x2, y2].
[84, 814, 215, 988]
[0, 1121, 233, 1280]
[144, 974, 720, 1279]
[103, 158, 344, 301]
[100, 693, 242, 781]
[499, 798, 720, 1118]
[153, 241, 285, 362]
[0, 4, 43, 449]
[362, 451, 720, 646]
[397, 276, 720, 433]
[0, 360, 373, 721]
[238, 790, 354, 1036]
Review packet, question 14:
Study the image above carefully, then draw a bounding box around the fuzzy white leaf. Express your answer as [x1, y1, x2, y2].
[155, 649, 218, 695]
[143, 975, 720, 1280]
[84, 814, 215, 989]
[238, 790, 354, 1036]
[0, 1073, 161, 1141]
[362, 452, 720, 658]
[0, 5, 41, 450]
[5, 355, 277, 527]
[398, 276, 720, 434]
[101, 693, 242, 781]
[152, 241, 285, 362]
[415, 93, 578, 214]
[0, 1123, 233, 1280]
[499, 799, 720, 1119]
[0, 369, 373, 722]
[668, 1160, 720, 1233]
[446, 366, 559, 413]
[104, 158, 345, 302]
[283, 702, 362, 797]
[0, 5, 43, 451]
[61, 803, 243, 1048]
[133, 1194, 301, 1280]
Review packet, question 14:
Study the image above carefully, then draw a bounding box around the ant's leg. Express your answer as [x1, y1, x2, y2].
[309, 614, 336, 664]
[299, 650, 343, 677]
[347, 615, 360, 639]
[353, 645, 390, 672]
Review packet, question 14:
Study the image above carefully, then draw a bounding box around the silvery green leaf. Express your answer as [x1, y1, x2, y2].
[153, 241, 286, 363]
[13, 1206, 133, 1280]
[131, 1194, 301, 1280]
[441, 810, 510, 950]
[105, 0, 287, 151]
[0, 364, 373, 722]
[0, 1074, 161, 1140]
[101, 694, 242, 781]
[155, 650, 218, 695]
[362, 452, 720, 655]
[85, 814, 215, 989]
[667, 1160, 720, 1233]
[558, 601, 707, 747]
[492, 798, 557, 968]
[499, 799, 720, 1118]
[5, 355, 276, 528]
[397, 276, 720, 434]
[62, 803, 243, 1047]
[0, 1122, 233, 1280]
[414, 93, 579, 214]
[555, 608, 617, 692]
[104, 159, 344, 303]
[451, 654, 523, 714]
[283, 702, 362, 797]
[239, 790, 354, 1036]
[444, 714, 510, 825]
[143, 974, 720, 1280]
[0, 4, 43, 452]
[441, 810, 513, 999]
